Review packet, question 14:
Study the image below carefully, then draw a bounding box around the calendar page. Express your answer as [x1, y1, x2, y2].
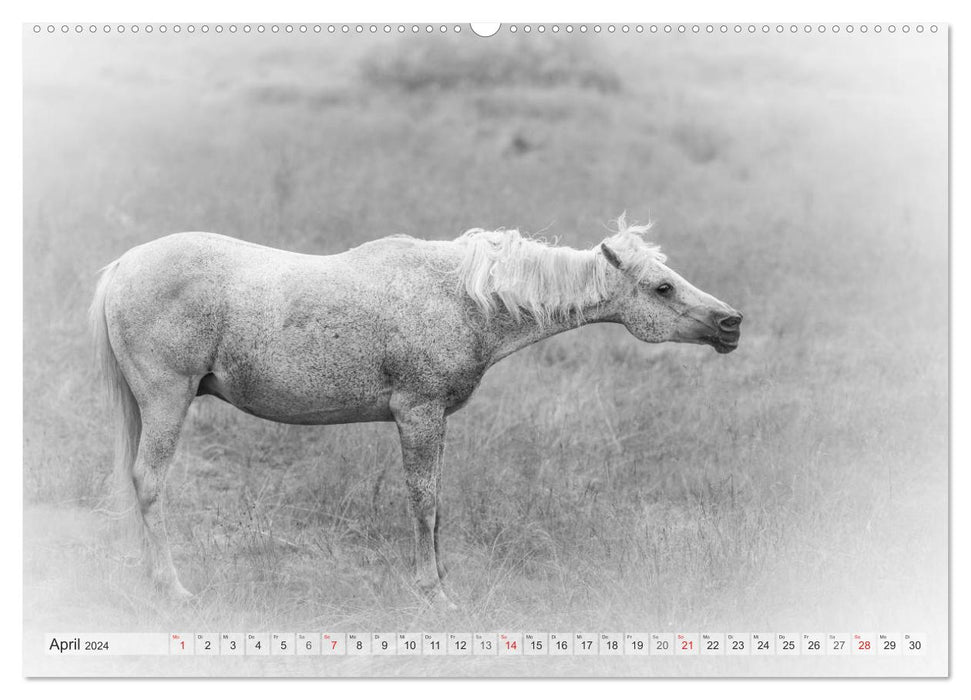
[22, 21, 948, 678]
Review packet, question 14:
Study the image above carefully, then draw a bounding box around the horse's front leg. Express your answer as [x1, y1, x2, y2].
[390, 394, 450, 605]
[434, 440, 447, 582]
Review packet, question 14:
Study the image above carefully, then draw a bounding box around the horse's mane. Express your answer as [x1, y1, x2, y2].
[454, 214, 665, 326]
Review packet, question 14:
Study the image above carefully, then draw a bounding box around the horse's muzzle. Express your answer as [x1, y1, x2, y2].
[708, 310, 742, 354]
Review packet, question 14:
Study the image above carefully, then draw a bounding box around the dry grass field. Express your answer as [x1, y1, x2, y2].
[23, 29, 947, 676]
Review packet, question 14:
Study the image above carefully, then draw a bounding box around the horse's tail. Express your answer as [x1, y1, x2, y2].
[89, 259, 142, 525]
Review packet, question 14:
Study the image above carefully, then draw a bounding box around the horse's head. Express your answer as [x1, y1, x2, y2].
[599, 221, 742, 354]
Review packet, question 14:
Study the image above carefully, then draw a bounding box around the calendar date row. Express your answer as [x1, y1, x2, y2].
[170, 632, 925, 657]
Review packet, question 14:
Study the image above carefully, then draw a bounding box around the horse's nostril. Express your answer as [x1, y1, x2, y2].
[719, 314, 742, 331]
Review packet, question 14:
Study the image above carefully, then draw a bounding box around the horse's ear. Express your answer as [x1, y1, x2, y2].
[601, 242, 624, 270]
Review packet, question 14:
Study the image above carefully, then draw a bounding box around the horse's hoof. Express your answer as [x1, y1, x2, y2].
[171, 586, 194, 602]
[418, 584, 457, 610]
[156, 579, 194, 601]
[432, 587, 458, 611]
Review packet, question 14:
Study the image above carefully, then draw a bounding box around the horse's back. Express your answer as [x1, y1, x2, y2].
[115, 231, 317, 279]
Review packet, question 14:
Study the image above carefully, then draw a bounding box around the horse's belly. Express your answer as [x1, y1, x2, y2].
[197, 370, 394, 425]
[242, 401, 393, 425]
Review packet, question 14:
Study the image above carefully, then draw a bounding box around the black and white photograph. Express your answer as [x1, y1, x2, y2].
[21, 19, 948, 678]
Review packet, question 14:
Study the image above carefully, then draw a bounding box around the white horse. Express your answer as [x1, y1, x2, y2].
[90, 216, 742, 604]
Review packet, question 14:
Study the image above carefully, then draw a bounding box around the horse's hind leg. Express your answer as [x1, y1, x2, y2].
[131, 377, 198, 599]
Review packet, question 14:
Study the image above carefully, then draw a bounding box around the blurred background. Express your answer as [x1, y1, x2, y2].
[23, 27, 947, 676]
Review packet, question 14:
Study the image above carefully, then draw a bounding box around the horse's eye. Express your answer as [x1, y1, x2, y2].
[656, 283, 673, 296]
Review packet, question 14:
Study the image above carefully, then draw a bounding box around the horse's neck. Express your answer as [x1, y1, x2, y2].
[487, 299, 621, 364]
